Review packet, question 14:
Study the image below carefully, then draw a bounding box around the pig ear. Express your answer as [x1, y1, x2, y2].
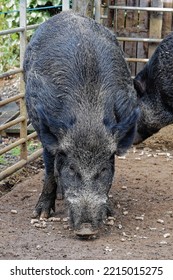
[112, 108, 139, 156]
[134, 72, 147, 97]
[37, 106, 68, 155]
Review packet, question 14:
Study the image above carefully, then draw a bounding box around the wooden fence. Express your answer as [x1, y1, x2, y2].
[0, 0, 70, 181]
[100, 0, 173, 76]
[1, 0, 173, 181]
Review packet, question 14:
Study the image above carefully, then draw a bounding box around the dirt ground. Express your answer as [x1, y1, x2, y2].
[0, 125, 173, 260]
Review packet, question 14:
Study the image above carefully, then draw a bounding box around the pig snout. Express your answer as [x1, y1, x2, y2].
[66, 193, 110, 236]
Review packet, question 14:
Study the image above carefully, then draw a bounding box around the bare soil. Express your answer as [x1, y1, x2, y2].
[0, 125, 173, 260]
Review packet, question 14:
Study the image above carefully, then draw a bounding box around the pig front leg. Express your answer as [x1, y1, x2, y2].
[32, 148, 59, 219]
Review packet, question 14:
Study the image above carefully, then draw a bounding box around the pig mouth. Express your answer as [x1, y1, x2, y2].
[74, 223, 98, 238]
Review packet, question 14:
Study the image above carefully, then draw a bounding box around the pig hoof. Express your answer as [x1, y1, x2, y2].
[74, 223, 98, 238]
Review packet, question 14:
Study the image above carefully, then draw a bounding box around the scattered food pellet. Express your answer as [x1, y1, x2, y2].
[63, 225, 69, 230]
[62, 217, 68, 222]
[121, 238, 126, 242]
[149, 227, 157, 231]
[11, 210, 17, 214]
[157, 219, 164, 224]
[108, 216, 115, 221]
[48, 217, 61, 222]
[34, 223, 47, 229]
[163, 233, 170, 238]
[160, 240, 167, 245]
[31, 219, 39, 224]
[118, 156, 126, 160]
[106, 220, 114, 226]
[122, 186, 127, 190]
[135, 157, 141, 160]
[104, 246, 113, 252]
[135, 216, 144, 221]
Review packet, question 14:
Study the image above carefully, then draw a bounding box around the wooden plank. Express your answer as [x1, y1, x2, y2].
[162, 0, 173, 37]
[136, 0, 149, 74]
[72, 0, 94, 17]
[114, 0, 126, 49]
[124, 0, 139, 76]
[107, 0, 115, 28]
[0, 102, 19, 126]
[148, 0, 163, 58]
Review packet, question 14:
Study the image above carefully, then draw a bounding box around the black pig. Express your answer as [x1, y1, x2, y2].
[23, 11, 138, 236]
[134, 32, 173, 144]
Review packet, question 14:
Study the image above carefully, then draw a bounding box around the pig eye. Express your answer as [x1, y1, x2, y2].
[68, 165, 81, 179]
[94, 167, 108, 180]
[69, 165, 76, 176]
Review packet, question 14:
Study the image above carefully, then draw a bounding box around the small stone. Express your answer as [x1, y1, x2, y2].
[118, 224, 122, 229]
[123, 211, 128, 216]
[136, 227, 139, 230]
[157, 219, 164, 224]
[11, 210, 17, 214]
[135, 157, 141, 160]
[163, 233, 170, 238]
[122, 186, 127, 190]
[108, 194, 113, 198]
[36, 245, 41, 250]
[62, 217, 68, 222]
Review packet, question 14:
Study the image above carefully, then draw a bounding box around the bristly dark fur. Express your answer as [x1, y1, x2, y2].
[134, 32, 173, 143]
[24, 11, 138, 231]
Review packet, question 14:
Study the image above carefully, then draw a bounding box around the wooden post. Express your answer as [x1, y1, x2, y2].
[95, 0, 101, 23]
[114, 0, 126, 49]
[72, 0, 94, 17]
[124, 0, 139, 76]
[136, 0, 149, 74]
[107, 0, 115, 28]
[162, 0, 173, 38]
[20, 0, 27, 160]
[148, 0, 163, 58]
[62, 0, 70, 11]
